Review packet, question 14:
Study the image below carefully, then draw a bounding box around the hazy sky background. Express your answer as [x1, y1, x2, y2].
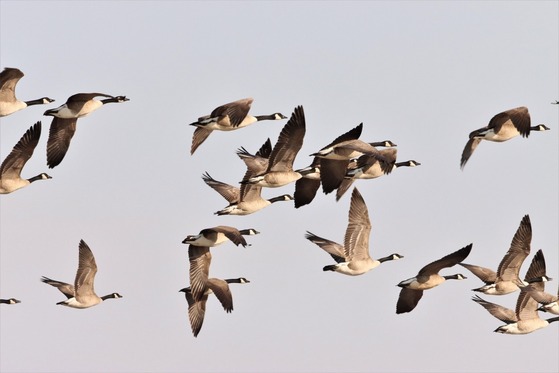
[1, 1, 558, 372]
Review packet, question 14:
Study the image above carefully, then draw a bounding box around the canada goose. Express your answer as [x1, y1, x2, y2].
[519, 250, 558, 315]
[182, 226, 259, 248]
[460, 107, 550, 169]
[203, 138, 293, 215]
[335, 146, 421, 201]
[310, 123, 388, 194]
[203, 173, 293, 216]
[179, 277, 250, 337]
[459, 215, 537, 295]
[0, 298, 21, 305]
[242, 105, 308, 188]
[41, 240, 122, 308]
[0, 121, 51, 194]
[294, 140, 398, 208]
[0, 67, 54, 117]
[494, 287, 559, 334]
[396, 243, 472, 314]
[189, 97, 286, 154]
[44, 93, 130, 168]
[306, 187, 403, 276]
[472, 248, 550, 323]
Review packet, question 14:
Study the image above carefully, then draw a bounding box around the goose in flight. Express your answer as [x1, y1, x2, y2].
[242, 105, 309, 188]
[189, 97, 286, 154]
[306, 187, 403, 276]
[473, 249, 557, 331]
[336, 147, 420, 201]
[459, 215, 544, 295]
[184, 229, 255, 302]
[493, 252, 558, 334]
[203, 138, 292, 215]
[460, 106, 550, 169]
[310, 123, 389, 194]
[396, 244, 472, 314]
[44, 92, 129, 168]
[41, 239, 122, 308]
[0, 67, 54, 117]
[0, 121, 51, 194]
[179, 277, 250, 337]
[182, 226, 259, 248]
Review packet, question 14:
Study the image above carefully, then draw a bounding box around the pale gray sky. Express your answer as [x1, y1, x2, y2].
[1, 1, 558, 372]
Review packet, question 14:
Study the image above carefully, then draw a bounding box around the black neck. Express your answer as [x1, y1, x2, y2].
[269, 194, 291, 203]
[101, 293, 119, 300]
[28, 174, 46, 183]
[255, 114, 276, 121]
[378, 254, 399, 263]
[25, 98, 44, 106]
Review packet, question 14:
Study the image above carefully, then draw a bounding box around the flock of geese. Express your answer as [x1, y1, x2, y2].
[0, 67, 558, 339]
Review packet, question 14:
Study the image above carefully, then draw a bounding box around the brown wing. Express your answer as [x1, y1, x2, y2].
[459, 263, 497, 284]
[183, 289, 208, 337]
[67, 92, 113, 104]
[212, 226, 247, 247]
[267, 105, 306, 172]
[294, 177, 321, 208]
[320, 158, 350, 194]
[516, 286, 540, 321]
[496, 215, 531, 282]
[207, 278, 234, 313]
[460, 137, 482, 169]
[343, 188, 372, 261]
[46, 117, 78, 168]
[210, 98, 253, 127]
[418, 243, 472, 276]
[522, 285, 558, 304]
[396, 288, 424, 314]
[0, 121, 41, 179]
[202, 172, 240, 203]
[493, 107, 531, 138]
[471, 295, 517, 323]
[305, 231, 346, 263]
[188, 245, 211, 301]
[191, 127, 213, 155]
[523, 249, 547, 291]
[74, 240, 98, 300]
[40, 276, 75, 299]
[317, 123, 363, 152]
[0, 67, 24, 98]
[335, 178, 355, 202]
